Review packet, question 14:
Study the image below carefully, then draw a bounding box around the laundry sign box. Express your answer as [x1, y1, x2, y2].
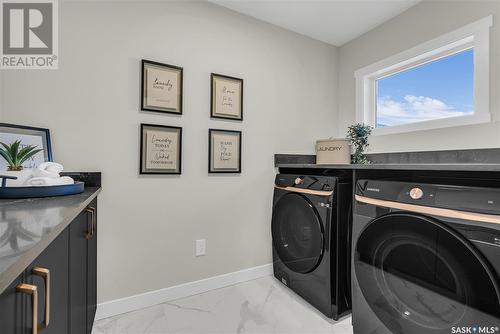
[315, 138, 351, 165]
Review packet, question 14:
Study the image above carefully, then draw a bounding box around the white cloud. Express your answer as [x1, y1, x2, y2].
[377, 95, 473, 127]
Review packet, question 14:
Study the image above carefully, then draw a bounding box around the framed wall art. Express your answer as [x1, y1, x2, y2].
[210, 73, 243, 121]
[140, 124, 182, 174]
[0, 123, 52, 170]
[208, 129, 241, 173]
[141, 60, 183, 114]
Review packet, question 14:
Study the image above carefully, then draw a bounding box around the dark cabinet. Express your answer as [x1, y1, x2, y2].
[1, 227, 70, 334]
[69, 211, 89, 334]
[25, 228, 69, 334]
[0, 199, 98, 334]
[70, 199, 97, 334]
[0, 273, 24, 334]
[86, 199, 97, 334]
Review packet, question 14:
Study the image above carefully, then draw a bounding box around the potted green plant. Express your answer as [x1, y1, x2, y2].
[347, 123, 373, 164]
[0, 140, 42, 171]
[0, 141, 42, 187]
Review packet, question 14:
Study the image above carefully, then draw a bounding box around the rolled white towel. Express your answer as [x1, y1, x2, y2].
[26, 176, 74, 187]
[34, 162, 64, 178]
[2, 169, 34, 187]
[32, 168, 59, 179]
[38, 162, 64, 174]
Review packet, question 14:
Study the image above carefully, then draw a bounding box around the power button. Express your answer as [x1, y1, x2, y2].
[410, 188, 424, 200]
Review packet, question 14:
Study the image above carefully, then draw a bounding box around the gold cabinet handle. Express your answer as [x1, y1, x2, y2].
[88, 206, 96, 237]
[32, 267, 50, 328]
[16, 283, 38, 334]
[85, 207, 94, 239]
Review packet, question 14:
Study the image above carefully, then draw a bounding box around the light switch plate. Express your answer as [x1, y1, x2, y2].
[196, 239, 206, 257]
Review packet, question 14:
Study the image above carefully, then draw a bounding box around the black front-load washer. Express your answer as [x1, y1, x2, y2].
[272, 174, 351, 320]
[352, 179, 500, 334]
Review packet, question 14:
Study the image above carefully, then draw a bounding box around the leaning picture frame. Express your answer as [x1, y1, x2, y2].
[0, 123, 52, 170]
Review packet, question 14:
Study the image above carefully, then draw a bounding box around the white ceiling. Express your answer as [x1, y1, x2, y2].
[209, 0, 421, 46]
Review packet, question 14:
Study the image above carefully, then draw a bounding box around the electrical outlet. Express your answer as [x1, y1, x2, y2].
[195, 239, 206, 257]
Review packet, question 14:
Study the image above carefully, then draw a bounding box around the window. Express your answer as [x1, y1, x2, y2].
[355, 16, 492, 135]
[376, 49, 474, 128]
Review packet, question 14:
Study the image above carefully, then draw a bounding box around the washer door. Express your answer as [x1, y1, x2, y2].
[272, 193, 324, 274]
[355, 213, 500, 334]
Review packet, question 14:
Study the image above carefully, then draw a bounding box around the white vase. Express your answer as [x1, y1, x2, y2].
[0, 169, 34, 187]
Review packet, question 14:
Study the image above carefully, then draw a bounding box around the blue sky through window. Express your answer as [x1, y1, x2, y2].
[376, 49, 474, 128]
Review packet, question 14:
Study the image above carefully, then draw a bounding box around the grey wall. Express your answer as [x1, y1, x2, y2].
[1, 1, 338, 302]
[0, 70, 3, 120]
[337, 0, 500, 153]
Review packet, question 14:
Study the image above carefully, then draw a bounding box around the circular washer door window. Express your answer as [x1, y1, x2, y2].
[272, 193, 324, 274]
[355, 213, 500, 334]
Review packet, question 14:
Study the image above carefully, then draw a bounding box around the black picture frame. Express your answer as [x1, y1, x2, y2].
[0, 123, 52, 169]
[141, 59, 183, 115]
[208, 129, 242, 174]
[210, 73, 243, 121]
[140, 123, 182, 175]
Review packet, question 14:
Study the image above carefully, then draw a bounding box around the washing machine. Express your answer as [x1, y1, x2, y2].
[271, 173, 351, 320]
[352, 179, 500, 334]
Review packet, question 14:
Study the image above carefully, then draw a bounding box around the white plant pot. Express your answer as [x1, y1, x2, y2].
[0, 169, 34, 187]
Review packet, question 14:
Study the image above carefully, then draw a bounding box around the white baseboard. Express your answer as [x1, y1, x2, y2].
[95, 263, 273, 320]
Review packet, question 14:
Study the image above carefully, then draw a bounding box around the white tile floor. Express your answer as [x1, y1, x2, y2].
[92, 276, 353, 334]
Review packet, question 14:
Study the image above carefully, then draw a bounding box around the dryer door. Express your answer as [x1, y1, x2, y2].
[355, 212, 500, 334]
[272, 193, 324, 274]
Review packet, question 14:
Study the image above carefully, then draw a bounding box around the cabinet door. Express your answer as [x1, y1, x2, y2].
[25, 228, 69, 334]
[86, 200, 97, 334]
[69, 211, 90, 334]
[0, 273, 24, 334]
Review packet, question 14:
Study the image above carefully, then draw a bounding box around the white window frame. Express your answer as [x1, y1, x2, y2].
[355, 16, 493, 136]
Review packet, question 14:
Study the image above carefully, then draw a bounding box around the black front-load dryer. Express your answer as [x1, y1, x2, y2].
[272, 174, 351, 320]
[352, 179, 500, 334]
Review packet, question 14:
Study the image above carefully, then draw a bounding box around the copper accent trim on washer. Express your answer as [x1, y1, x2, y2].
[355, 195, 500, 224]
[274, 185, 333, 197]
